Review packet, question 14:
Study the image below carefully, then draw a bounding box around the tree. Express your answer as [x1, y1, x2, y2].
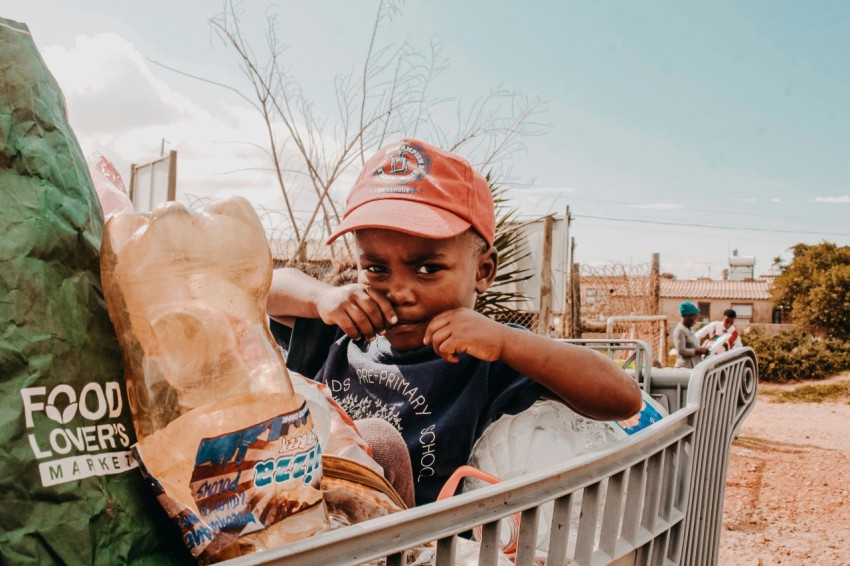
[198, 0, 546, 264]
[152, 1, 546, 312]
[771, 242, 850, 339]
[153, 0, 545, 316]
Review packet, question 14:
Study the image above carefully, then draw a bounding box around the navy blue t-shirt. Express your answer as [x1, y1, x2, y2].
[312, 328, 549, 505]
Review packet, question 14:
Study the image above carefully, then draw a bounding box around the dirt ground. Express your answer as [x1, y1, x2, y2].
[718, 373, 850, 565]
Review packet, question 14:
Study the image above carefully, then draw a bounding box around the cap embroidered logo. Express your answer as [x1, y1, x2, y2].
[377, 144, 427, 184]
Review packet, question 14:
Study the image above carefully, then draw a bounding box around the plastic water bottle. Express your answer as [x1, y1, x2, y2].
[101, 196, 328, 562]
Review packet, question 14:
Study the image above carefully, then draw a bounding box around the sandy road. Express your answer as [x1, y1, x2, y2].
[718, 376, 850, 565]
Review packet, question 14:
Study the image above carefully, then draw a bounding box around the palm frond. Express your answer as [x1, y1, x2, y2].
[475, 175, 533, 317]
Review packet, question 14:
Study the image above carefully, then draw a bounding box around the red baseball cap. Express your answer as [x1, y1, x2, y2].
[326, 138, 495, 246]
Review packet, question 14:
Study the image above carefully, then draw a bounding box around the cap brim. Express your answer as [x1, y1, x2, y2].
[326, 199, 471, 244]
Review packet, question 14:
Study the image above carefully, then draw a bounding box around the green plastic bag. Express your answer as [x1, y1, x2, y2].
[0, 17, 191, 565]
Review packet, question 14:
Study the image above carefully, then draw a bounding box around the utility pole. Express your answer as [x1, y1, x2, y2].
[650, 252, 663, 367]
[650, 253, 660, 315]
[561, 206, 571, 338]
[570, 237, 581, 338]
[537, 215, 554, 336]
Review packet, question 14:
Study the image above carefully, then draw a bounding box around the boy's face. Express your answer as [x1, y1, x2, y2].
[354, 228, 497, 351]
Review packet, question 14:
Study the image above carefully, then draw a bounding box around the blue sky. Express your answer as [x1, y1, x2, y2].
[5, 1, 850, 279]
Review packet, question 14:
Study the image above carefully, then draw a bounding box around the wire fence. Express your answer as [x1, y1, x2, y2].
[266, 251, 665, 351]
[248, 197, 665, 357]
[580, 262, 654, 321]
[579, 261, 665, 363]
[492, 311, 539, 331]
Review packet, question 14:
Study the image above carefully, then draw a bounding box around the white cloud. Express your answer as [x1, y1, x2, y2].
[628, 203, 683, 210]
[814, 196, 850, 203]
[770, 198, 781, 203]
[43, 34, 193, 134]
[42, 34, 273, 201]
[39, 32, 353, 226]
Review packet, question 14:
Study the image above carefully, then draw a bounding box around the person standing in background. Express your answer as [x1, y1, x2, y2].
[673, 301, 708, 369]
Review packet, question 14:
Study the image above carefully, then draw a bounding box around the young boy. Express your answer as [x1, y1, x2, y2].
[695, 308, 743, 355]
[267, 138, 642, 506]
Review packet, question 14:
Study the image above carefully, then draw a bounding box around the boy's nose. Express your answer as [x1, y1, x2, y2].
[384, 278, 415, 306]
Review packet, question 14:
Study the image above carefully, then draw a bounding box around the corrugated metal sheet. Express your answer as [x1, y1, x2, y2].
[660, 279, 770, 300]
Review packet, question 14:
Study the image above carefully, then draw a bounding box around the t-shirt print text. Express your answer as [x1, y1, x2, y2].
[353, 367, 431, 415]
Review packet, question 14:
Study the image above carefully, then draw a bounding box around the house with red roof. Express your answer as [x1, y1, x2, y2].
[660, 278, 778, 327]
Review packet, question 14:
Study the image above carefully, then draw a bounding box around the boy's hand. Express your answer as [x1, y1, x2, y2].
[315, 284, 397, 341]
[424, 308, 505, 363]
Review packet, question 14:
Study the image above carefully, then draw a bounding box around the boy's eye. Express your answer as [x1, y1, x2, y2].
[364, 264, 387, 274]
[416, 264, 443, 275]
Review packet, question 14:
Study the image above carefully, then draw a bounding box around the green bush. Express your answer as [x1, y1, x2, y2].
[744, 326, 850, 382]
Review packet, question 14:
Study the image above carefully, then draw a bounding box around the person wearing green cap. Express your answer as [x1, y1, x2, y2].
[672, 301, 708, 368]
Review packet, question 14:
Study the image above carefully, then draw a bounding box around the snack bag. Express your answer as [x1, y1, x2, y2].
[0, 17, 190, 564]
[100, 197, 329, 562]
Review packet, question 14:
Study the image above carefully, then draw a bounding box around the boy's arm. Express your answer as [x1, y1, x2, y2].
[267, 268, 332, 324]
[497, 326, 643, 420]
[693, 321, 713, 339]
[425, 309, 642, 421]
[267, 268, 396, 340]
